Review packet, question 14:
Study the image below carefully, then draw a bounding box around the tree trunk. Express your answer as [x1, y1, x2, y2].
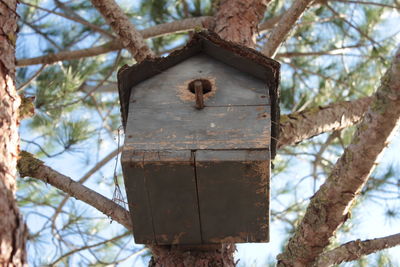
[149, 244, 236, 267]
[0, 0, 28, 266]
[214, 0, 271, 48]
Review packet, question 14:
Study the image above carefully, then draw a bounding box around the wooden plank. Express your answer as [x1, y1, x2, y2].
[129, 54, 270, 108]
[121, 150, 155, 244]
[125, 105, 271, 151]
[142, 150, 202, 245]
[195, 150, 270, 243]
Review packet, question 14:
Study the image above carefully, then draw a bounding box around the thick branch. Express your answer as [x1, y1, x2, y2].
[262, 0, 315, 57]
[278, 96, 372, 148]
[51, 148, 120, 224]
[17, 151, 132, 230]
[16, 17, 212, 67]
[277, 46, 400, 266]
[315, 233, 400, 267]
[91, 0, 154, 62]
[214, 0, 271, 47]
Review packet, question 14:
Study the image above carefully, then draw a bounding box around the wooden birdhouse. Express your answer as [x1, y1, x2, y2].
[118, 32, 280, 245]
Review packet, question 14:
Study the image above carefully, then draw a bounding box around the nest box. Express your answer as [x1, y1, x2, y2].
[118, 32, 280, 245]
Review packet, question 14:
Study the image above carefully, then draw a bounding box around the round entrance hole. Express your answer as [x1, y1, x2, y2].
[188, 79, 213, 94]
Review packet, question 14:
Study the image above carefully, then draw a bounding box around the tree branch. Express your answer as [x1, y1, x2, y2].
[17, 151, 132, 230]
[277, 45, 400, 266]
[91, 0, 154, 62]
[15, 14, 288, 67]
[262, 0, 315, 58]
[276, 44, 366, 58]
[51, 148, 120, 228]
[278, 96, 372, 148]
[20, 1, 115, 39]
[16, 16, 212, 67]
[315, 233, 400, 267]
[330, 0, 400, 9]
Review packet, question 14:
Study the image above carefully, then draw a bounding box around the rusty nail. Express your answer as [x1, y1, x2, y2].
[194, 80, 204, 109]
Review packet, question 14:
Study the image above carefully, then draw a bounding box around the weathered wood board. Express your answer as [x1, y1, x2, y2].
[195, 150, 270, 243]
[122, 149, 270, 245]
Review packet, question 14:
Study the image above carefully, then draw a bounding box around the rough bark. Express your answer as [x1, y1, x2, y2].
[214, 0, 271, 47]
[0, 0, 28, 265]
[262, 0, 315, 57]
[17, 151, 132, 230]
[149, 244, 236, 267]
[91, 0, 154, 62]
[278, 96, 372, 148]
[315, 233, 400, 267]
[277, 46, 400, 266]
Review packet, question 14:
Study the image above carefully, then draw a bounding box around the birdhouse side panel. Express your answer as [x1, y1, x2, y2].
[121, 151, 155, 244]
[122, 150, 202, 245]
[195, 150, 270, 243]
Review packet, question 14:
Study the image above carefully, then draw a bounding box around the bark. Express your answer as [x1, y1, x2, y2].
[262, 0, 315, 57]
[278, 96, 372, 148]
[17, 151, 132, 230]
[315, 233, 400, 267]
[277, 46, 400, 266]
[91, 0, 154, 62]
[149, 244, 236, 267]
[0, 0, 28, 265]
[214, 0, 272, 47]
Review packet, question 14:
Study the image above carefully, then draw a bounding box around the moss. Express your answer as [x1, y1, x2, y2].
[343, 150, 353, 164]
[7, 32, 17, 46]
[17, 151, 44, 178]
[19, 95, 35, 120]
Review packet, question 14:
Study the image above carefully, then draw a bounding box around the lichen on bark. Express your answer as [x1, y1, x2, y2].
[17, 151, 44, 178]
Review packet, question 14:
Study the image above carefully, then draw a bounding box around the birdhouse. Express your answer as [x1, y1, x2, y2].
[118, 32, 280, 245]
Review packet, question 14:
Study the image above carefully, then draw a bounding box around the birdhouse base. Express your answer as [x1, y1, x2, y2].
[122, 149, 270, 245]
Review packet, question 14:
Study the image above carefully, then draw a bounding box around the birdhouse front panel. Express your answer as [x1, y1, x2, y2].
[119, 32, 280, 245]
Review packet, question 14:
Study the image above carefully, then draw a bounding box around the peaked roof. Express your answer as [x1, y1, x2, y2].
[118, 31, 280, 159]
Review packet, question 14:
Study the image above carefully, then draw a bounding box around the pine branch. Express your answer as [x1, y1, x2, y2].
[278, 96, 372, 148]
[262, 0, 315, 58]
[276, 44, 367, 58]
[51, 148, 120, 226]
[91, 0, 154, 62]
[17, 151, 132, 230]
[51, 231, 131, 265]
[15, 14, 287, 67]
[330, 0, 400, 10]
[277, 45, 400, 266]
[20, 1, 115, 39]
[16, 16, 212, 67]
[315, 233, 400, 267]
